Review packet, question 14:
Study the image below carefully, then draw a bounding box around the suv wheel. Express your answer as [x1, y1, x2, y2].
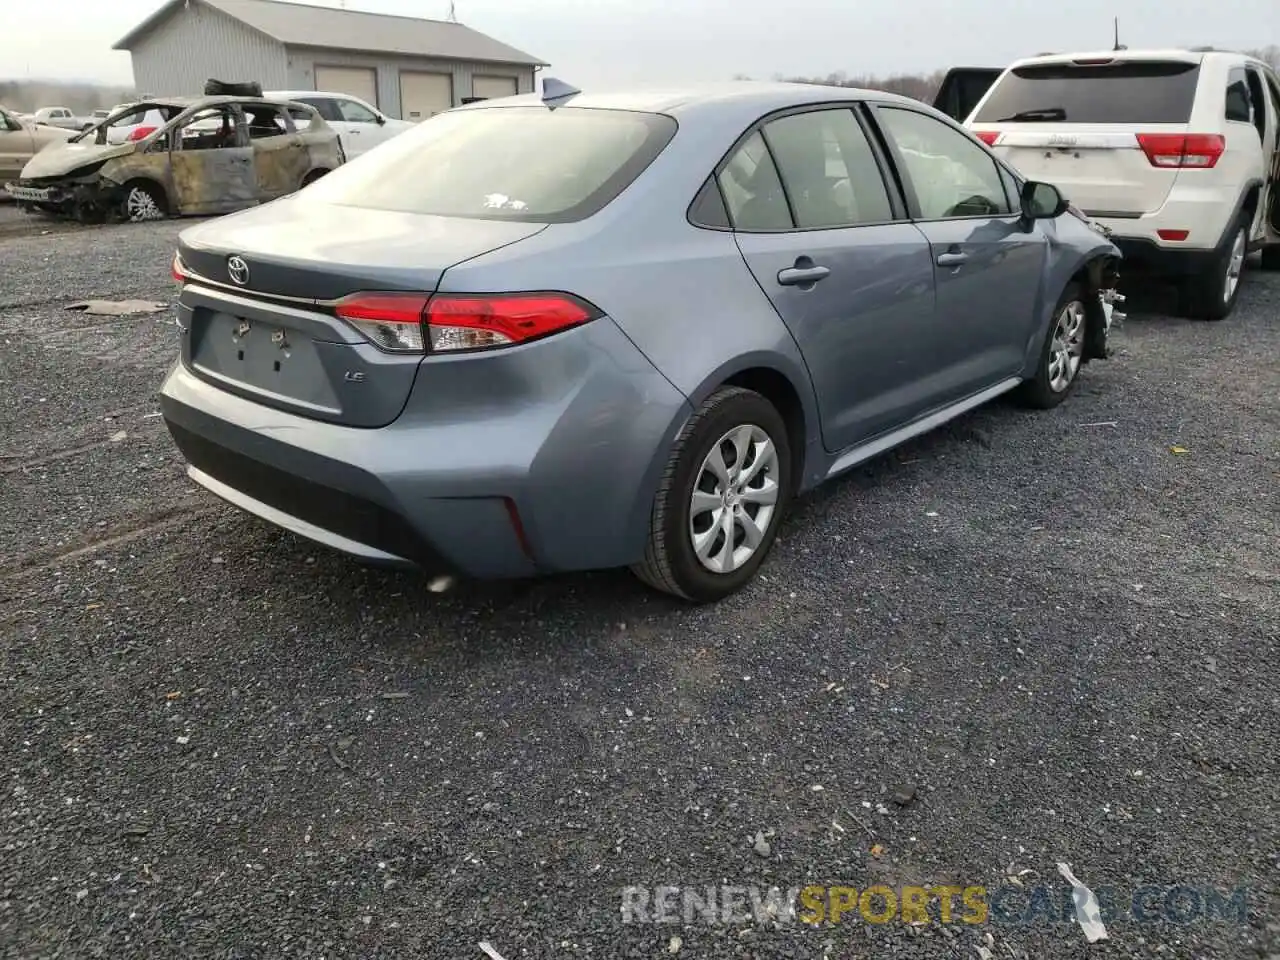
[1181, 219, 1248, 320]
[632, 387, 792, 602]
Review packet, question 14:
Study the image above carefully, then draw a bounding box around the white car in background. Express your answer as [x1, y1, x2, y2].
[266, 90, 415, 159]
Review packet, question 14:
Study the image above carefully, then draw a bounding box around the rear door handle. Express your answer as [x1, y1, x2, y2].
[777, 264, 830, 286]
[936, 251, 969, 267]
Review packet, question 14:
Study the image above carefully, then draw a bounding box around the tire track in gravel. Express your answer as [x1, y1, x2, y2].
[0, 498, 217, 578]
[0, 403, 166, 466]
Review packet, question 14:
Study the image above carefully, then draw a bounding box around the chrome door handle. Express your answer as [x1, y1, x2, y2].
[936, 252, 969, 267]
[777, 265, 830, 286]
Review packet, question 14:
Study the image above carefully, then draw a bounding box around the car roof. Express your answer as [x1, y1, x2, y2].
[457, 80, 922, 117]
[266, 90, 362, 99]
[1005, 47, 1273, 70]
[127, 95, 309, 111]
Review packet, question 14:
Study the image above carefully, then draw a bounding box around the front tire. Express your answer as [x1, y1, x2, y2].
[121, 181, 167, 222]
[632, 387, 792, 602]
[1180, 218, 1247, 320]
[1016, 281, 1089, 410]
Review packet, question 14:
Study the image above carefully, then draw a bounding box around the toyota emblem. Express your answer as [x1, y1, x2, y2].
[227, 255, 250, 286]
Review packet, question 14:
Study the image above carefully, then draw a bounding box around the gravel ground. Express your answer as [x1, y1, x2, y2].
[1, 218, 1277, 960]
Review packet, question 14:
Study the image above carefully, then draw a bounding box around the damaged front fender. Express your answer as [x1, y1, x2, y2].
[4, 166, 124, 223]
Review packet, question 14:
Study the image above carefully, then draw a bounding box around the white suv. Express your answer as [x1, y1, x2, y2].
[266, 91, 416, 160]
[965, 49, 1280, 320]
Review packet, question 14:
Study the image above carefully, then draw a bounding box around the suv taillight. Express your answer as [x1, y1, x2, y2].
[1135, 133, 1225, 169]
[973, 130, 1001, 147]
[333, 292, 600, 354]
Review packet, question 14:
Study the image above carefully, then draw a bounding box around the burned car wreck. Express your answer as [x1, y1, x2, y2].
[4, 95, 344, 223]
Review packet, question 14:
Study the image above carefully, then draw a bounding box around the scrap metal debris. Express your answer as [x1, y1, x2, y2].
[892, 783, 918, 806]
[66, 299, 167, 317]
[1056, 862, 1109, 943]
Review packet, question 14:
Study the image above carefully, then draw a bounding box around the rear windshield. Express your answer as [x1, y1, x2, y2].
[972, 61, 1201, 124]
[302, 105, 677, 222]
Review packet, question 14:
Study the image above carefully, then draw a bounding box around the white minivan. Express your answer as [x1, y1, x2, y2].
[267, 91, 415, 160]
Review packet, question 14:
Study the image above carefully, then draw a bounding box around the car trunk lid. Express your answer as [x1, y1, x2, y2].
[968, 56, 1203, 217]
[980, 123, 1189, 216]
[176, 199, 546, 427]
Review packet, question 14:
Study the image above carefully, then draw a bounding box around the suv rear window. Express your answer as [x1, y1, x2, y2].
[302, 105, 677, 222]
[972, 61, 1201, 124]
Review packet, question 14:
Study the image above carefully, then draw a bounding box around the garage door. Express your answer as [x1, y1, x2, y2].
[314, 66, 378, 107]
[472, 75, 518, 100]
[400, 72, 453, 121]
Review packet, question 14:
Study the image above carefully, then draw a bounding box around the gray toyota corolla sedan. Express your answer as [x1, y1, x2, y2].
[161, 81, 1122, 602]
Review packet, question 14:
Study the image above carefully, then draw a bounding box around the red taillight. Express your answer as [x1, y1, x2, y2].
[332, 291, 598, 354]
[1157, 229, 1190, 242]
[1135, 133, 1224, 169]
[973, 130, 1001, 147]
[128, 125, 157, 142]
[425, 293, 597, 352]
[334, 292, 430, 352]
[171, 252, 188, 284]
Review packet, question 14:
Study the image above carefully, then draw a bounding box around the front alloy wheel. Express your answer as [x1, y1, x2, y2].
[633, 386, 792, 602]
[123, 183, 165, 222]
[1016, 280, 1089, 409]
[1047, 298, 1086, 394]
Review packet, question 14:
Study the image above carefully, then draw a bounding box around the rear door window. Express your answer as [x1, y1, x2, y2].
[302, 105, 677, 222]
[242, 104, 293, 140]
[972, 60, 1201, 124]
[717, 131, 791, 231]
[761, 109, 894, 228]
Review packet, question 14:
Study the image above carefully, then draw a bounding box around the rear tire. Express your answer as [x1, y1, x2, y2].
[1015, 281, 1089, 410]
[632, 387, 792, 602]
[1180, 218, 1248, 320]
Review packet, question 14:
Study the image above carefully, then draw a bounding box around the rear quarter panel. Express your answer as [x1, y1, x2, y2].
[432, 101, 826, 556]
[301, 122, 343, 172]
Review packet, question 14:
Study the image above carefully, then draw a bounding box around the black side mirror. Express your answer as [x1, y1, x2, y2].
[1020, 180, 1069, 222]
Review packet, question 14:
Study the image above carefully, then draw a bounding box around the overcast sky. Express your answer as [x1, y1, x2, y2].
[5, 0, 1277, 87]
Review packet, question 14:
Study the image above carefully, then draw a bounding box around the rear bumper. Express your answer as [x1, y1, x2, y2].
[159, 318, 691, 579]
[1109, 237, 1219, 275]
[1090, 182, 1246, 274]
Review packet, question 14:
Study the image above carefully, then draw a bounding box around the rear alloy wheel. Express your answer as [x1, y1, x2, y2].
[1016, 281, 1088, 410]
[632, 386, 792, 602]
[122, 182, 166, 223]
[1181, 220, 1247, 321]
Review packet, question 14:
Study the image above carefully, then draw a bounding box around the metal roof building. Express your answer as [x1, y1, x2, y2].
[113, 0, 546, 120]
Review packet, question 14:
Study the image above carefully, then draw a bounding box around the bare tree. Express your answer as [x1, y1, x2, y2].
[772, 69, 948, 103]
[0, 80, 134, 114]
[1245, 45, 1280, 69]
